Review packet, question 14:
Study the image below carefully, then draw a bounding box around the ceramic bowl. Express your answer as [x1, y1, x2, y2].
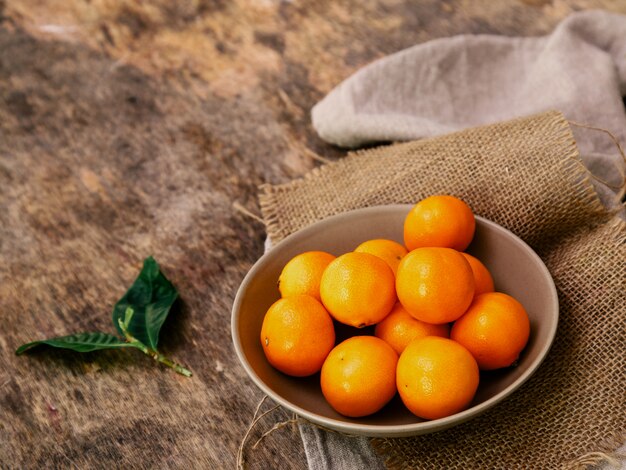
[231, 205, 558, 437]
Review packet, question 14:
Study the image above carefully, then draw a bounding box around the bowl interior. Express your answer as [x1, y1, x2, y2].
[232, 205, 558, 437]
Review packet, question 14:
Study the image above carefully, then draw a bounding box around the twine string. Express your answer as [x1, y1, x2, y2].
[567, 121, 626, 197]
[237, 395, 367, 468]
[302, 147, 333, 165]
[566, 450, 623, 469]
[251, 419, 300, 449]
[236, 395, 280, 470]
[233, 201, 265, 225]
[568, 121, 626, 164]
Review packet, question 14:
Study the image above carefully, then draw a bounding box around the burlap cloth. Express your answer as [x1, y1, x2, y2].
[258, 111, 625, 469]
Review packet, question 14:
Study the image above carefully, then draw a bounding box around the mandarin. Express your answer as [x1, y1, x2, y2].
[320, 252, 396, 328]
[375, 303, 449, 355]
[354, 239, 408, 276]
[396, 247, 474, 324]
[278, 251, 336, 301]
[451, 292, 530, 370]
[397, 336, 479, 420]
[461, 253, 495, 296]
[260, 295, 335, 377]
[321, 336, 398, 417]
[404, 195, 475, 251]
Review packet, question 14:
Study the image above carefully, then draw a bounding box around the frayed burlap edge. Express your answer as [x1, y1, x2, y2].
[259, 111, 612, 244]
[565, 431, 626, 470]
[370, 430, 626, 470]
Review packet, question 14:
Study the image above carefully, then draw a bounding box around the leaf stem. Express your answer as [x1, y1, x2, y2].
[117, 318, 192, 377]
[151, 352, 193, 377]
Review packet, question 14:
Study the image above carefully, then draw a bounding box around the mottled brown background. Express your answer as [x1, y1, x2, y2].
[1, 1, 624, 468]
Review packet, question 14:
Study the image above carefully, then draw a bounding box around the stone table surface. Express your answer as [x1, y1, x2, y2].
[1, 1, 624, 468]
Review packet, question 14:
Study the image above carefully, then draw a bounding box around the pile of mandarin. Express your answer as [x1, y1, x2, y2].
[260, 195, 530, 420]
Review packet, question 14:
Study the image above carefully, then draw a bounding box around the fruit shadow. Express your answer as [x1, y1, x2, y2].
[334, 321, 376, 344]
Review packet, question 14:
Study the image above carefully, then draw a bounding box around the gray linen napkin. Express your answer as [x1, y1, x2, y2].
[312, 9, 626, 212]
[299, 9, 626, 470]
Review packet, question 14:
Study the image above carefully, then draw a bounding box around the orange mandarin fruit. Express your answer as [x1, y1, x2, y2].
[260, 295, 335, 377]
[375, 303, 450, 355]
[404, 195, 475, 251]
[321, 336, 398, 417]
[396, 247, 474, 324]
[320, 252, 396, 328]
[397, 336, 479, 420]
[451, 292, 530, 370]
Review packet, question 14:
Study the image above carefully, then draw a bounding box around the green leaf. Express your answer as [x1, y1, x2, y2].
[16, 332, 135, 355]
[112, 256, 178, 350]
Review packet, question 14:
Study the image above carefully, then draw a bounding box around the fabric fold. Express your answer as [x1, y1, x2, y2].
[312, 10, 626, 158]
